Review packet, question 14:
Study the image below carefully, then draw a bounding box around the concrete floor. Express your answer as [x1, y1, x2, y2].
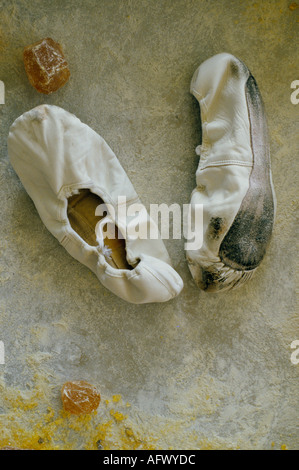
[0, 0, 298, 450]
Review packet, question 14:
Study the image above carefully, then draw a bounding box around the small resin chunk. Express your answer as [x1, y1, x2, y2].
[61, 380, 101, 415]
[23, 38, 70, 94]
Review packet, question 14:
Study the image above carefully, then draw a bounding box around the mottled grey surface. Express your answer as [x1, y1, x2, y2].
[0, 0, 298, 450]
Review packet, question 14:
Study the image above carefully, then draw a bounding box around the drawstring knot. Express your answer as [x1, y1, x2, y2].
[95, 216, 113, 261]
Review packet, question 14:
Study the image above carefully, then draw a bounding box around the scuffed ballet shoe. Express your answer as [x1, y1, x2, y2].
[8, 104, 183, 304]
[186, 53, 275, 292]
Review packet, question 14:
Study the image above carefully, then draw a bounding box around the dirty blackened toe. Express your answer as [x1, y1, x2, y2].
[219, 74, 275, 271]
[208, 217, 227, 240]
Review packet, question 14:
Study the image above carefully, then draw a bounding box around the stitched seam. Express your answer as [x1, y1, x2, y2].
[192, 89, 202, 100]
[142, 265, 173, 297]
[102, 271, 129, 278]
[101, 268, 138, 278]
[199, 161, 253, 170]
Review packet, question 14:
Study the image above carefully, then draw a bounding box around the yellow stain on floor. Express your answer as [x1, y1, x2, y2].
[0, 377, 158, 450]
[0, 375, 291, 450]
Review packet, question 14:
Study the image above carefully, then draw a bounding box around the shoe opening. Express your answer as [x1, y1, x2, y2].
[67, 189, 133, 270]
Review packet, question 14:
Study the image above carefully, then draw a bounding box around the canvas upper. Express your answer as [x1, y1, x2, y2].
[186, 53, 275, 292]
[8, 104, 183, 304]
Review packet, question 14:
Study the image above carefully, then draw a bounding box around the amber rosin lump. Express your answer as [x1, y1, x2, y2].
[23, 37, 70, 94]
[61, 380, 101, 415]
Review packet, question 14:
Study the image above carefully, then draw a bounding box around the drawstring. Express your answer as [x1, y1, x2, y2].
[95, 216, 113, 261]
[96, 236, 112, 260]
[64, 188, 80, 198]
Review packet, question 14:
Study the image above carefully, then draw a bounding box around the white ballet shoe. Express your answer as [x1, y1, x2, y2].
[8, 104, 183, 303]
[186, 53, 275, 292]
